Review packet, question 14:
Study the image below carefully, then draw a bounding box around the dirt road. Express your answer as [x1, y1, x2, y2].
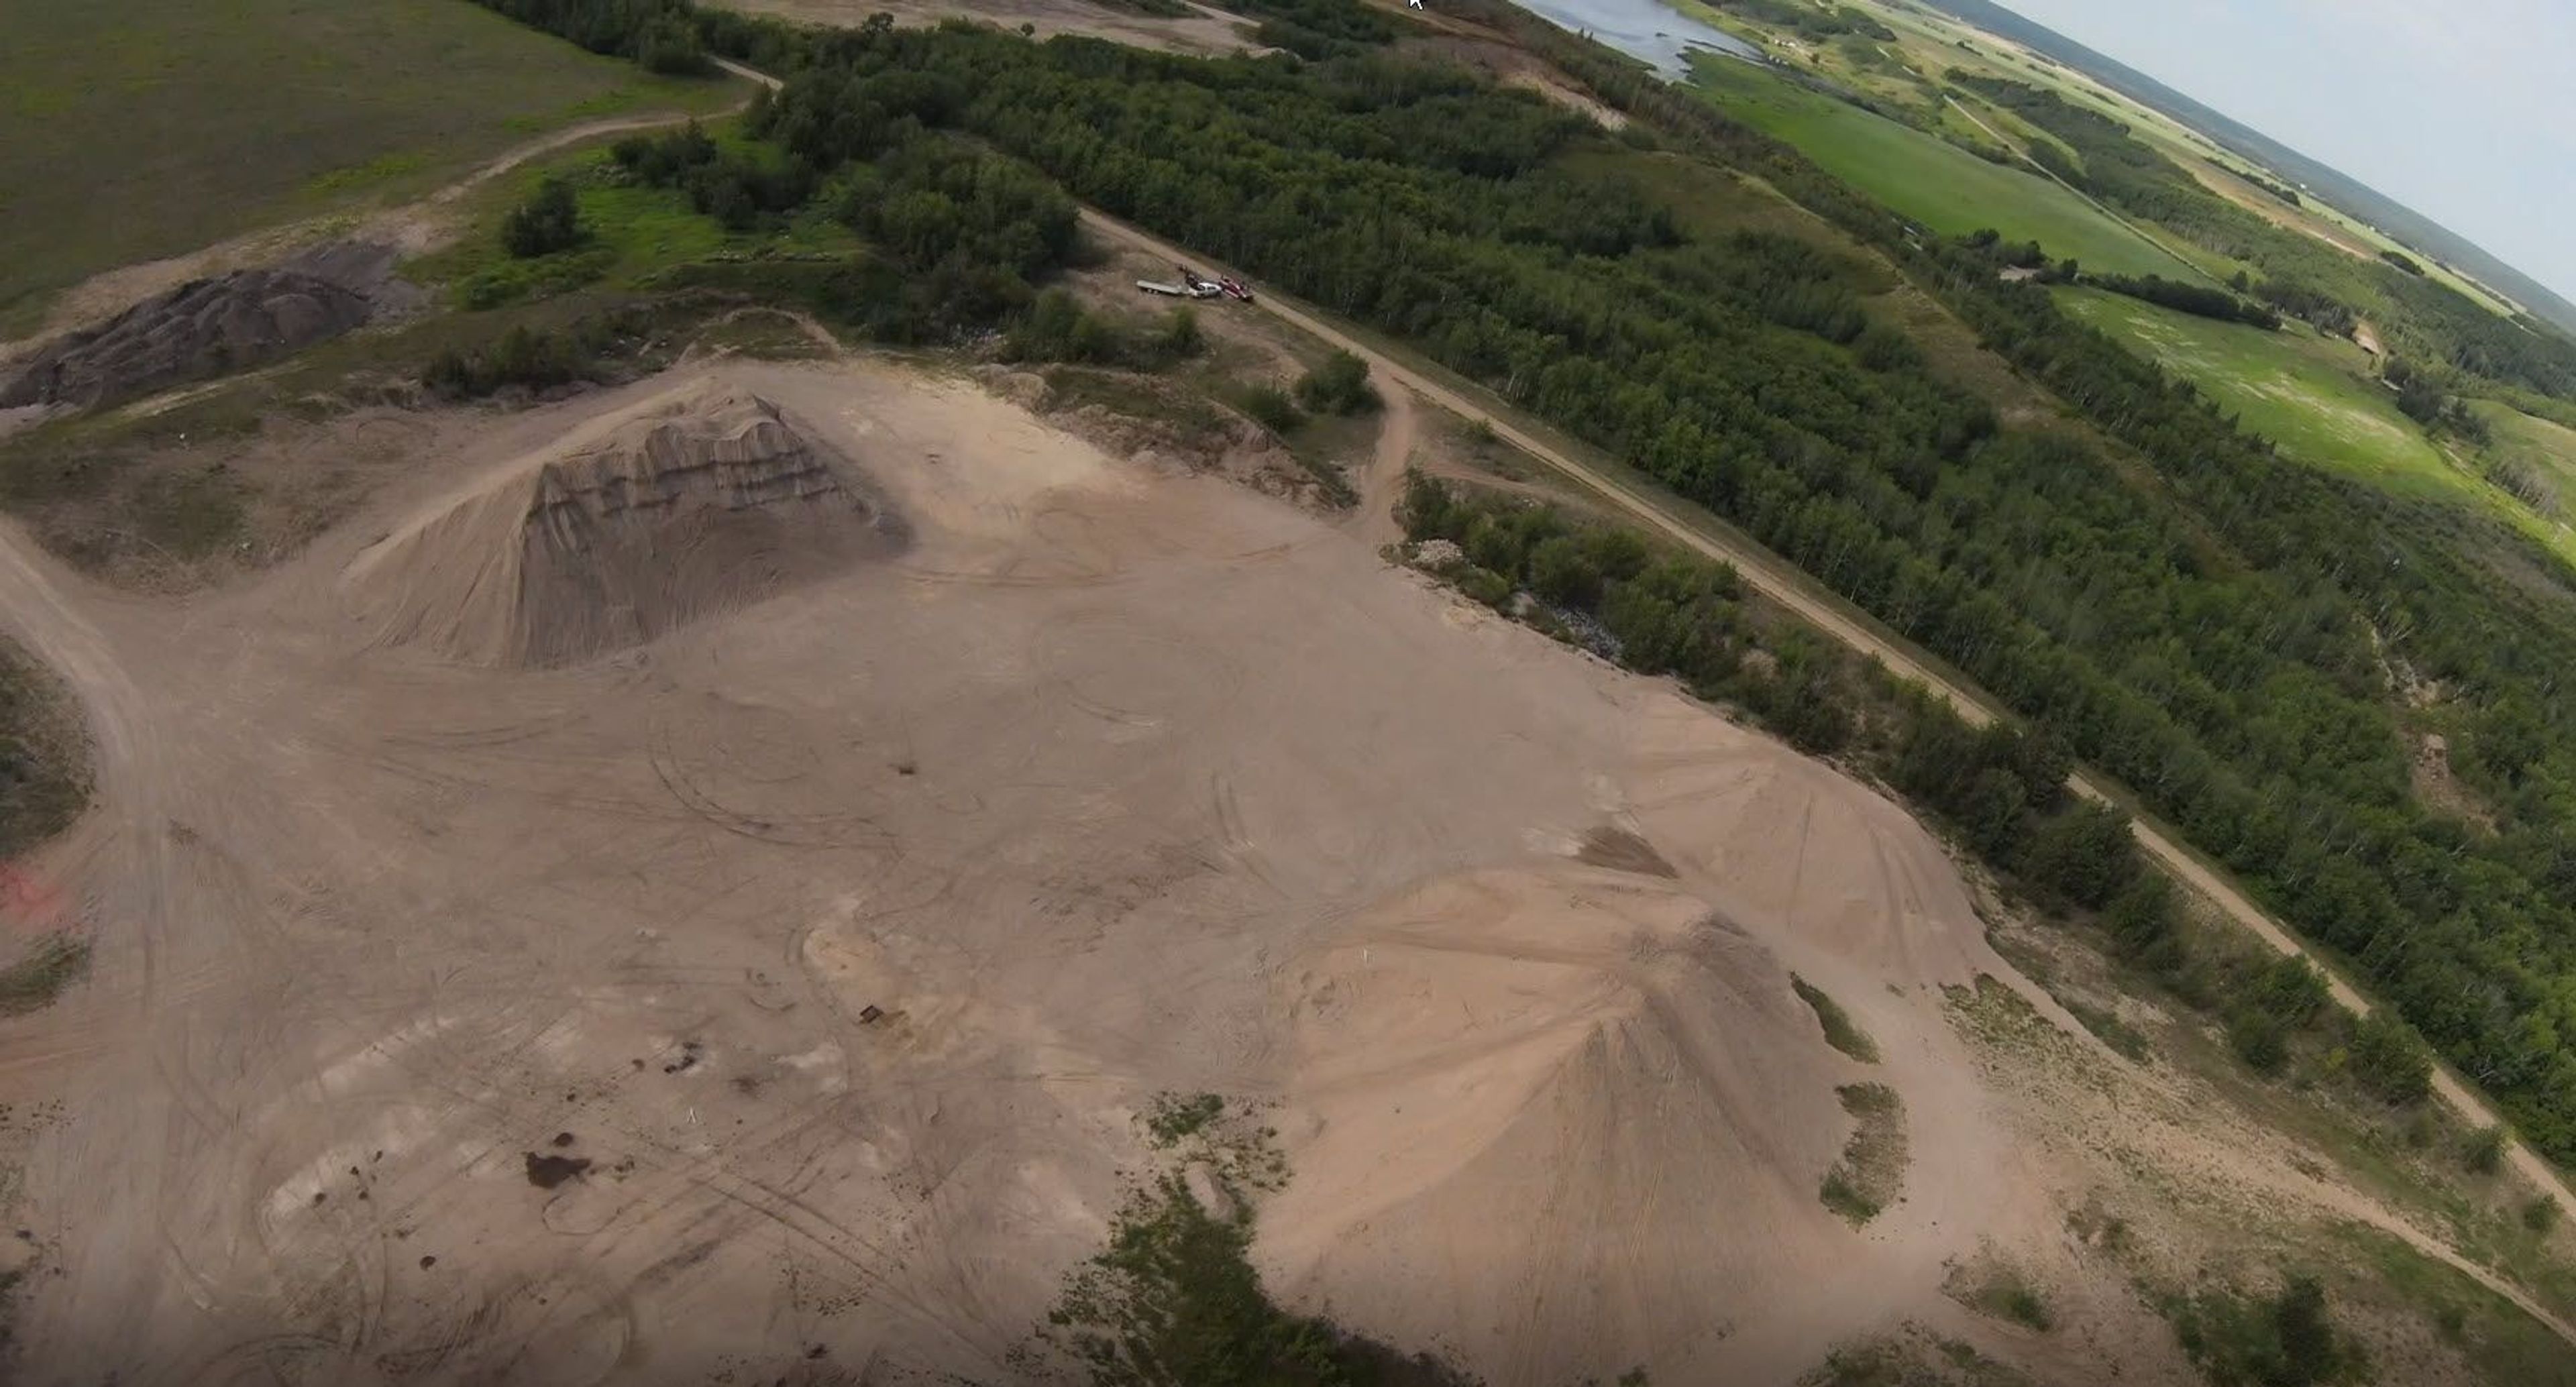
[1075, 207, 2576, 1214]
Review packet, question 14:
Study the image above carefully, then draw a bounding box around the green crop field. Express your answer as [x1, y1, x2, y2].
[0, 0, 739, 335]
[2061, 287, 2576, 569]
[1686, 54, 2188, 280]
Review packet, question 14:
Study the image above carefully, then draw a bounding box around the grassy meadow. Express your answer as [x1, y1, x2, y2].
[1686, 54, 2186, 279]
[403, 127, 865, 311]
[0, 0, 739, 334]
[2061, 288, 2576, 569]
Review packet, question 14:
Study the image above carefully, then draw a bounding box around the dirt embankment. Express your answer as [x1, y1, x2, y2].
[0, 242, 415, 414]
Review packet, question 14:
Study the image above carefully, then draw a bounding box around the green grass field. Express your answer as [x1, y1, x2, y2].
[1684, 53, 2188, 280]
[2058, 288, 2438, 486]
[2473, 401, 2576, 518]
[2061, 288, 2576, 570]
[0, 0, 738, 334]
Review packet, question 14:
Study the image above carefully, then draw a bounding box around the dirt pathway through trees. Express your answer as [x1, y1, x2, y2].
[1075, 206, 2576, 1219]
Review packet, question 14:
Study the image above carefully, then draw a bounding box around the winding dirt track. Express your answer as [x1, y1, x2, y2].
[1072, 207, 2576, 1215]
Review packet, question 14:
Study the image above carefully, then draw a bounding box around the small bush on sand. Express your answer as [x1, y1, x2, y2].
[1792, 975, 1880, 1064]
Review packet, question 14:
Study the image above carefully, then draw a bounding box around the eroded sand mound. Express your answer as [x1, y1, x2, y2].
[344, 381, 904, 666]
[1259, 867, 1858, 1383]
[0, 266, 370, 410]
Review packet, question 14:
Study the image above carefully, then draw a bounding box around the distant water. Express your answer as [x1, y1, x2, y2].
[1504, 0, 1762, 76]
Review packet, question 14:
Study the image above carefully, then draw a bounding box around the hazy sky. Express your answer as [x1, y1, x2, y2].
[1988, 0, 2576, 306]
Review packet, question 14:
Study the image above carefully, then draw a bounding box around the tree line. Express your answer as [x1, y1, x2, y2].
[2082, 271, 2283, 330]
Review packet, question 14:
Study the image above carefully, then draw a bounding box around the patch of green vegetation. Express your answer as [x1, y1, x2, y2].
[1039, 1107, 1481, 1385]
[1792, 975, 1881, 1063]
[303, 151, 433, 197]
[1685, 54, 2182, 278]
[2470, 400, 2576, 520]
[2062, 997, 2151, 1061]
[0, 637, 88, 859]
[1144, 1092, 1227, 1147]
[1044, 368, 1234, 451]
[2057, 288, 2576, 571]
[1295, 349, 1381, 416]
[2057, 289, 2434, 482]
[1946, 1255, 2052, 1331]
[2331, 1222, 2576, 1387]
[130, 465, 247, 561]
[1821, 1082, 1906, 1225]
[1228, 382, 1305, 435]
[1802, 1331, 2034, 1387]
[0, 0, 738, 333]
[407, 137, 861, 313]
[0, 935, 90, 1017]
[2160, 1272, 2366, 1387]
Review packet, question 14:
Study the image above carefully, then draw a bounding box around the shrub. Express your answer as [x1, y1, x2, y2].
[2170, 1275, 2365, 1387]
[1293, 349, 1381, 415]
[1234, 383, 1304, 434]
[2228, 1005, 2290, 1076]
[1159, 307, 1205, 360]
[2344, 1013, 2432, 1106]
[2524, 1195, 2561, 1233]
[1791, 975, 1880, 1064]
[500, 176, 585, 258]
[2464, 1124, 2510, 1175]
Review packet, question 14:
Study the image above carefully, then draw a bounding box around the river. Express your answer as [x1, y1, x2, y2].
[1503, 0, 1762, 76]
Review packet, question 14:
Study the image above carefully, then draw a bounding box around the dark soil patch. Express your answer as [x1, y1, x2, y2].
[1576, 824, 1676, 877]
[523, 1152, 592, 1189]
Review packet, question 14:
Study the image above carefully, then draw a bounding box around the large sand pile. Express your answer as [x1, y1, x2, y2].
[1261, 867, 1857, 1380]
[343, 381, 905, 666]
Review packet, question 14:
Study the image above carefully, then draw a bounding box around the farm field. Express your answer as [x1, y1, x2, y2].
[2059, 287, 2576, 568]
[1686, 53, 2187, 279]
[0, 0, 736, 335]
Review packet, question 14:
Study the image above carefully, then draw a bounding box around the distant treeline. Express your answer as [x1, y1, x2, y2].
[2232, 166, 2302, 208]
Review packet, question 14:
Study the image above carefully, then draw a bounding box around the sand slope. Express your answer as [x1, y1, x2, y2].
[344, 382, 904, 666]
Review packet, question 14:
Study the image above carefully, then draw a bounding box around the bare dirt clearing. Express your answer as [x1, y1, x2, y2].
[0, 353, 2110, 1384]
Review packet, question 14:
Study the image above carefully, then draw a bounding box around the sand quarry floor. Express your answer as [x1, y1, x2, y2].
[0, 357, 2108, 1384]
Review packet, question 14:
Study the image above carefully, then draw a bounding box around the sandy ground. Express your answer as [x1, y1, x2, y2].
[0, 354, 2098, 1385]
[715, 0, 1256, 56]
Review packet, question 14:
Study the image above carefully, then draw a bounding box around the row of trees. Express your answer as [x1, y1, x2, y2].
[2085, 272, 2283, 330]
